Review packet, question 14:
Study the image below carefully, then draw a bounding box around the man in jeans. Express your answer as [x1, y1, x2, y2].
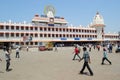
[79, 47, 93, 76]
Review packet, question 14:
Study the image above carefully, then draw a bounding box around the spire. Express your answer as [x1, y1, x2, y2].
[96, 11, 99, 15]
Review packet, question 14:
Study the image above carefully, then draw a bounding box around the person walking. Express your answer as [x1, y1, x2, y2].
[101, 48, 112, 65]
[79, 47, 93, 76]
[109, 44, 113, 53]
[0, 58, 2, 68]
[89, 44, 92, 52]
[16, 47, 20, 58]
[72, 46, 81, 60]
[54, 44, 58, 52]
[5, 49, 11, 72]
[97, 44, 100, 51]
[27, 46, 29, 52]
[0, 58, 2, 61]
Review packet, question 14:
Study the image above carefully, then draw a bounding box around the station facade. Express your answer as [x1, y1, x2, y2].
[0, 6, 119, 47]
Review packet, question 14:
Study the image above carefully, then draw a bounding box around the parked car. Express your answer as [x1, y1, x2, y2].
[115, 47, 120, 53]
[38, 42, 53, 51]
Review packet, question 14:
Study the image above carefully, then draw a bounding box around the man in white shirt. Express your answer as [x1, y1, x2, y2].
[16, 47, 20, 58]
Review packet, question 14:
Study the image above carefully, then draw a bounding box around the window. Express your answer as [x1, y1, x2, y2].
[73, 29, 75, 32]
[76, 29, 78, 32]
[60, 34, 62, 37]
[35, 27, 38, 31]
[40, 34, 43, 37]
[21, 33, 24, 37]
[5, 33, 9, 38]
[0, 26, 4, 29]
[25, 27, 29, 30]
[56, 28, 58, 31]
[63, 34, 65, 37]
[66, 29, 68, 32]
[35, 42, 38, 45]
[44, 28, 46, 31]
[63, 29, 65, 32]
[79, 35, 81, 38]
[48, 34, 51, 37]
[70, 34, 72, 37]
[73, 35, 75, 37]
[11, 26, 14, 30]
[11, 33, 14, 37]
[30, 34, 33, 37]
[52, 34, 54, 37]
[59, 28, 62, 32]
[30, 42, 33, 45]
[44, 34, 47, 37]
[35, 34, 38, 37]
[0, 33, 4, 37]
[48, 28, 51, 31]
[6, 26, 9, 30]
[16, 33, 19, 37]
[67, 34, 69, 37]
[52, 28, 54, 31]
[56, 34, 58, 37]
[26, 33, 29, 36]
[21, 26, 24, 30]
[16, 26, 19, 30]
[40, 27, 43, 31]
[30, 27, 33, 30]
[76, 35, 78, 37]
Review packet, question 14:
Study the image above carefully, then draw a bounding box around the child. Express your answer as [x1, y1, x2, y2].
[101, 48, 112, 65]
[79, 47, 93, 76]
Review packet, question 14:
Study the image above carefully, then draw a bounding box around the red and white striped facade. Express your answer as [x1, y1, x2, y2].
[0, 12, 119, 46]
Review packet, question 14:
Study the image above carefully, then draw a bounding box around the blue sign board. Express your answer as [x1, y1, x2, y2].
[48, 24, 54, 26]
[74, 38, 80, 40]
[61, 38, 67, 40]
[87, 38, 92, 40]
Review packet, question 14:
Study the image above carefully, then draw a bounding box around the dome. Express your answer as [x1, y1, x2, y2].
[90, 12, 105, 28]
[93, 12, 104, 25]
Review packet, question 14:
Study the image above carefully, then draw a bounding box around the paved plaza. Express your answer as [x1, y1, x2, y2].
[0, 47, 120, 80]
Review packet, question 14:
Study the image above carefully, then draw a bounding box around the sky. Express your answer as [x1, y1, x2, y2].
[0, 0, 120, 33]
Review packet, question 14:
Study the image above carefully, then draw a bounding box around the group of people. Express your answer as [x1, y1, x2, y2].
[72, 45, 112, 76]
[0, 44, 113, 75]
[107, 44, 113, 53]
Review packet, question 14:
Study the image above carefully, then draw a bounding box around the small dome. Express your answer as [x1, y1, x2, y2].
[93, 12, 104, 25]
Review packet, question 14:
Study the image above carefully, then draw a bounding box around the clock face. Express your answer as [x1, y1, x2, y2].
[49, 18, 54, 23]
[44, 5, 56, 17]
[50, 18, 54, 22]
